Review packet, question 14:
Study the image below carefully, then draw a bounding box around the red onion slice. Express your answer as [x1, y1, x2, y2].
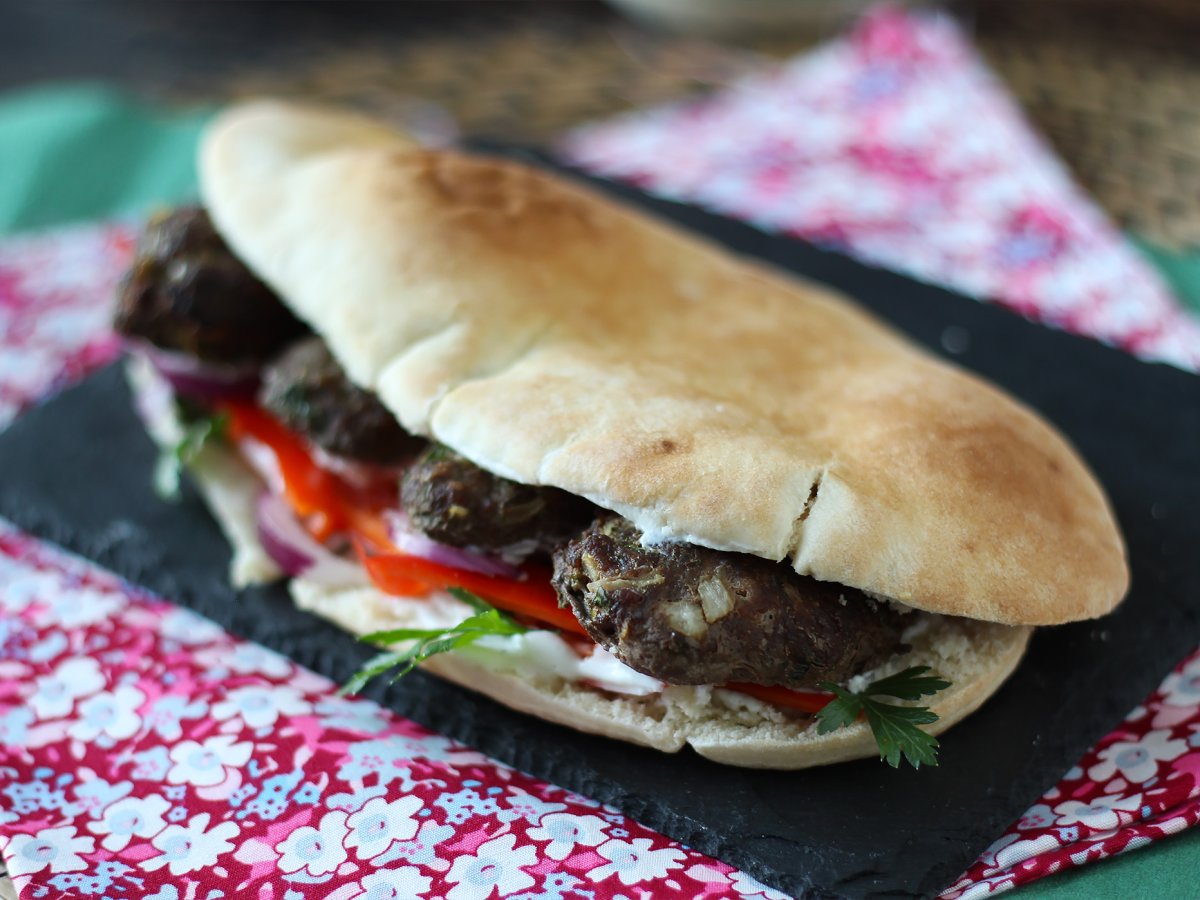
[384, 510, 525, 579]
[129, 340, 261, 402]
[256, 493, 365, 586]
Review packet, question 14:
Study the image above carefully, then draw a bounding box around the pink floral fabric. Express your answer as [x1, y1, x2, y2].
[939, 652, 1200, 898]
[0, 523, 789, 899]
[0, 222, 128, 426]
[561, 6, 1200, 372]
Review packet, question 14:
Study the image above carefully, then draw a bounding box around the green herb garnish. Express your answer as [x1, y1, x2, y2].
[815, 666, 951, 769]
[154, 411, 229, 501]
[339, 588, 528, 696]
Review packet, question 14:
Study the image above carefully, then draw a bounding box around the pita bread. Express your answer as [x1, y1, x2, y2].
[126, 369, 1032, 772]
[200, 100, 1128, 626]
[126, 295, 1030, 769]
[126, 244, 1032, 768]
[292, 575, 1031, 768]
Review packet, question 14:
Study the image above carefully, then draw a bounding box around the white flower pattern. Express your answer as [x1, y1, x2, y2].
[211, 684, 312, 729]
[166, 735, 252, 787]
[1054, 794, 1145, 831]
[203, 641, 294, 678]
[156, 607, 224, 645]
[1088, 730, 1188, 784]
[28, 657, 105, 719]
[729, 870, 794, 899]
[526, 812, 609, 860]
[1160, 665, 1200, 708]
[141, 813, 239, 875]
[88, 795, 170, 851]
[68, 684, 146, 741]
[587, 837, 687, 886]
[345, 796, 423, 860]
[33, 587, 123, 628]
[348, 868, 434, 899]
[7, 826, 94, 876]
[276, 810, 350, 876]
[446, 834, 537, 900]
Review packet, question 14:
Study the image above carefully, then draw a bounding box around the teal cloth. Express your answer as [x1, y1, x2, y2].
[1013, 827, 1200, 899]
[0, 84, 210, 231]
[0, 82, 1197, 898]
[1133, 236, 1200, 316]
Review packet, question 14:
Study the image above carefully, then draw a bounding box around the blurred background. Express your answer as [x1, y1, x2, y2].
[2, 0, 1199, 248]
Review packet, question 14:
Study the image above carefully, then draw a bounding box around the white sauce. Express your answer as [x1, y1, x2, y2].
[463, 630, 664, 696]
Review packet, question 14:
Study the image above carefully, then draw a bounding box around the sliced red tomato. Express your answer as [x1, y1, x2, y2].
[354, 539, 588, 637]
[222, 401, 349, 541]
[725, 682, 833, 715]
[216, 403, 586, 636]
[343, 504, 394, 552]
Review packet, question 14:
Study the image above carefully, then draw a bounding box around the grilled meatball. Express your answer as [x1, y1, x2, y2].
[114, 206, 305, 362]
[259, 337, 425, 465]
[552, 516, 904, 688]
[401, 445, 596, 554]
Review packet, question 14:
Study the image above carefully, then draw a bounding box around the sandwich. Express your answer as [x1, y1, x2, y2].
[113, 101, 1128, 769]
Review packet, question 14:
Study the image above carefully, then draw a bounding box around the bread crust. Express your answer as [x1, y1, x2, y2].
[290, 575, 1032, 769]
[200, 101, 1127, 625]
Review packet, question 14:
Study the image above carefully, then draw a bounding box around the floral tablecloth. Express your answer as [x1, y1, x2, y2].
[0, 213, 794, 899]
[4, 6, 1200, 898]
[0, 521, 788, 899]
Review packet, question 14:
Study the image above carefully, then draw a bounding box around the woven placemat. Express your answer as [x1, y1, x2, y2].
[47, 0, 1200, 250]
[969, 1, 1200, 249]
[219, 17, 766, 143]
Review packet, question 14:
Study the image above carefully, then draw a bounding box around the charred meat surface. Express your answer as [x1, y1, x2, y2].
[259, 336, 425, 465]
[114, 206, 306, 362]
[401, 445, 596, 554]
[552, 516, 905, 688]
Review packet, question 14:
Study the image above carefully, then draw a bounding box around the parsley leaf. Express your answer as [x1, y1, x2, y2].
[154, 411, 229, 501]
[864, 666, 951, 701]
[339, 589, 527, 696]
[815, 666, 950, 769]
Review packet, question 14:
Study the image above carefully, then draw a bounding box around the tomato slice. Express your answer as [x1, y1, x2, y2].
[343, 505, 394, 552]
[724, 682, 833, 714]
[222, 400, 585, 636]
[223, 402, 349, 541]
[354, 539, 588, 637]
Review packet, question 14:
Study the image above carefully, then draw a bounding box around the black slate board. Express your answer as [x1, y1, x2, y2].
[2, 160, 1199, 900]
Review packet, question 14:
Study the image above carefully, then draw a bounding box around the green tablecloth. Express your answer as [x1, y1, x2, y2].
[2, 83, 1197, 899]
[0, 84, 210, 231]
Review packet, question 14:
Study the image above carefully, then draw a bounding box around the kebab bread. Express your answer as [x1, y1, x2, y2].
[290, 576, 1032, 768]
[129, 100, 1130, 767]
[199, 100, 1128, 628]
[127, 356, 1032, 767]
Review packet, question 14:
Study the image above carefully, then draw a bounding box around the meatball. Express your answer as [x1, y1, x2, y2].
[400, 445, 596, 554]
[114, 206, 306, 363]
[259, 337, 425, 465]
[552, 516, 904, 689]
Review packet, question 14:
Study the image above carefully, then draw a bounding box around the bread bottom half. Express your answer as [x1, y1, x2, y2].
[129, 358, 1032, 768]
[292, 576, 1030, 768]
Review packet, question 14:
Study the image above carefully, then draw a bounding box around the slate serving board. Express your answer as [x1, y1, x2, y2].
[2, 158, 1199, 899]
